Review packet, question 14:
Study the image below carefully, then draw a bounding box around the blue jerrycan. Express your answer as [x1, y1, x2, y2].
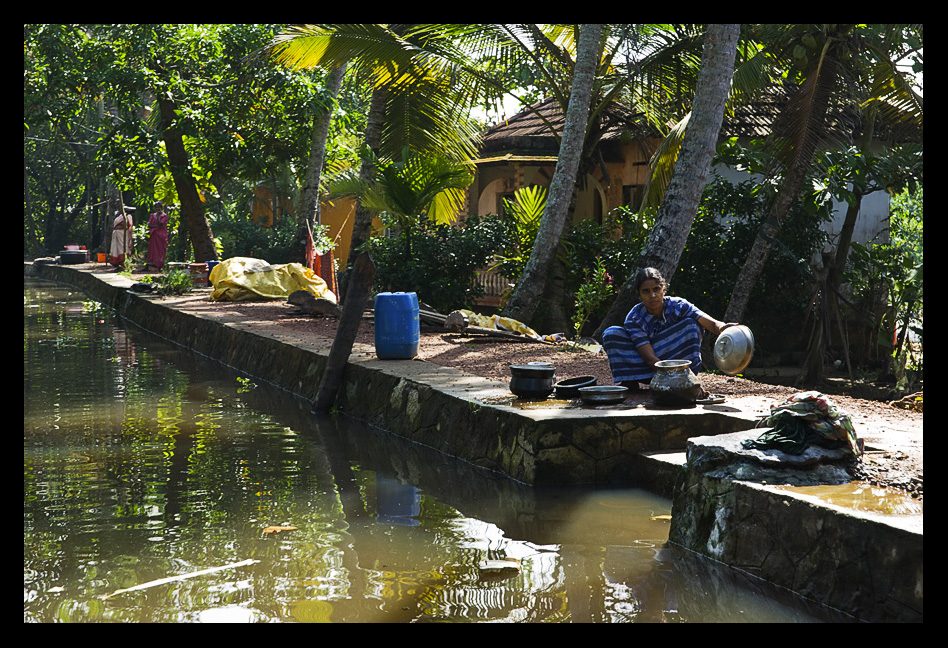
[374, 292, 420, 359]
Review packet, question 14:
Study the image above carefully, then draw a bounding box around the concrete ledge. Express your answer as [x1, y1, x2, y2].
[26, 262, 759, 485]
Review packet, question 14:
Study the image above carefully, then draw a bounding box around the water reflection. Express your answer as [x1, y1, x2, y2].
[25, 278, 845, 622]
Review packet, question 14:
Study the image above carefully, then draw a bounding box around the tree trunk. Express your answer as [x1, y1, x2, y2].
[313, 252, 376, 413]
[156, 95, 218, 263]
[289, 64, 347, 264]
[337, 83, 388, 299]
[502, 23, 602, 326]
[313, 82, 388, 410]
[349, 87, 388, 257]
[723, 146, 812, 324]
[595, 24, 740, 339]
[724, 54, 839, 325]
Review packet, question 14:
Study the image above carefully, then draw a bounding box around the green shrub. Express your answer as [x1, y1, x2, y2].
[367, 214, 510, 313]
[159, 266, 194, 295]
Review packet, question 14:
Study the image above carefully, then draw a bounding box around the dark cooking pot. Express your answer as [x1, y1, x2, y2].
[60, 250, 89, 265]
[509, 364, 556, 399]
[554, 375, 597, 398]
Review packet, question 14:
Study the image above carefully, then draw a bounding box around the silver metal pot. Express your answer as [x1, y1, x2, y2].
[578, 385, 628, 405]
[650, 359, 703, 407]
[713, 325, 755, 375]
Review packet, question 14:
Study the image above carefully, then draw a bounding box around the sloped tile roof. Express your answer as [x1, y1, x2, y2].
[481, 86, 917, 157]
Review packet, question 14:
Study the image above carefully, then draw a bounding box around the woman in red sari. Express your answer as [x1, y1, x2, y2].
[145, 201, 169, 271]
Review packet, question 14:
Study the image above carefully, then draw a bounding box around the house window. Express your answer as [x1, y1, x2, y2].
[623, 185, 645, 212]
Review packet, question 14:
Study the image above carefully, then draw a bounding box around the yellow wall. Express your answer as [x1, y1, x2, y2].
[320, 197, 383, 268]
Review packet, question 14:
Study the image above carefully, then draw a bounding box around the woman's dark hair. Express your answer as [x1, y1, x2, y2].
[633, 267, 667, 295]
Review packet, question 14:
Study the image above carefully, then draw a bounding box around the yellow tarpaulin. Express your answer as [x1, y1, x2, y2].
[209, 257, 336, 303]
[458, 309, 542, 340]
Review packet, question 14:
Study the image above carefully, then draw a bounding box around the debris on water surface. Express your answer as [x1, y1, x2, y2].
[477, 557, 522, 581]
[263, 525, 298, 535]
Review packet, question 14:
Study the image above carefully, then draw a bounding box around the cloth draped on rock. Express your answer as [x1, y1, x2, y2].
[743, 391, 860, 458]
[146, 210, 169, 270]
[109, 213, 134, 266]
[602, 296, 707, 383]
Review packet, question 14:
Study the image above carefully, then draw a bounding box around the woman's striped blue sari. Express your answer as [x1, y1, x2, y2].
[602, 297, 706, 383]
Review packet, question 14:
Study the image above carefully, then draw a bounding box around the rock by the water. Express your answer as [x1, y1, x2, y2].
[686, 429, 855, 486]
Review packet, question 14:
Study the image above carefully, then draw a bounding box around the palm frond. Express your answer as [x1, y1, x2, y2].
[639, 112, 690, 211]
[270, 24, 417, 86]
[860, 58, 923, 132]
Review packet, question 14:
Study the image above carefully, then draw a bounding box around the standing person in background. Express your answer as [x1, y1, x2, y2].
[145, 201, 169, 272]
[109, 207, 134, 269]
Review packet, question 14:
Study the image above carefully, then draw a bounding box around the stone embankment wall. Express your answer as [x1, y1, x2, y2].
[669, 431, 923, 623]
[26, 262, 757, 486]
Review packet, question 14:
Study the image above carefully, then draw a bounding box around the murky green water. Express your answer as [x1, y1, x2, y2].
[24, 278, 844, 623]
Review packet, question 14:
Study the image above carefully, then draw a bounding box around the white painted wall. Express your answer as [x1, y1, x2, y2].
[709, 164, 890, 250]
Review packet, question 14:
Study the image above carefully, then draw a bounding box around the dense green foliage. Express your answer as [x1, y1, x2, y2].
[846, 185, 923, 386]
[26, 24, 922, 381]
[24, 23, 366, 259]
[367, 215, 509, 313]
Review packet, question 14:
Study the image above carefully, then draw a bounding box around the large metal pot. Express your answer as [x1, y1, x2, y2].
[713, 325, 755, 375]
[650, 359, 703, 407]
[578, 385, 628, 405]
[509, 364, 555, 399]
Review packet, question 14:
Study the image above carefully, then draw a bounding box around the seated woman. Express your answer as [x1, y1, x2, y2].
[602, 267, 735, 390]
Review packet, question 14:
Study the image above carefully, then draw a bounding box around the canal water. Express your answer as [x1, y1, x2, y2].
[24, 277, 844, 623]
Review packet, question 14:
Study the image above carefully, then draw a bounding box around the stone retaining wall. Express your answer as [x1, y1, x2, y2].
[669, 431, 923, 622]
[26, 262, 757, 485]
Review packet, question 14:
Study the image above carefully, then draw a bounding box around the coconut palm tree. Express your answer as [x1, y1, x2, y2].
[269, 24, 492, 270]
[268, 23, 498, 412]
[723, 24, 923, 324]
[593, 24, 740, 338]
[501, 24, 603, 325]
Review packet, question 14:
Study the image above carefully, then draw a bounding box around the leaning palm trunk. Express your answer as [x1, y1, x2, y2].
[313, 84, 388, 413]
[502, 24, 602, 326]
[723, 157, 811, 324]
[724, 56, 838, 324]
[594, 24, 740, 339]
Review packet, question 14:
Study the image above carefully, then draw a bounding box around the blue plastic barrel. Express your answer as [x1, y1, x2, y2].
[374, 292, 420, 359]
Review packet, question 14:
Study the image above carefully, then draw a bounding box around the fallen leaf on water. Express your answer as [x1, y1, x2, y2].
[263, 525, 298, 534]
[650, 515, 672, 521]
